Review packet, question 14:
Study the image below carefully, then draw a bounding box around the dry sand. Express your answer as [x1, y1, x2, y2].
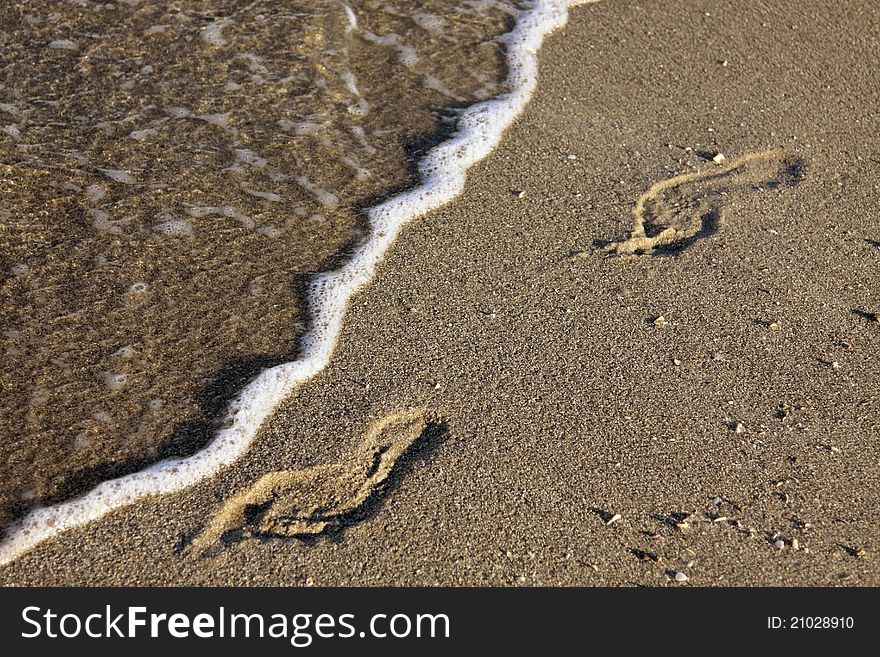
[2, 0, 878, 586]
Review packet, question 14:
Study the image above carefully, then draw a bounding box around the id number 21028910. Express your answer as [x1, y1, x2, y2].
[768, 616, 854, 630]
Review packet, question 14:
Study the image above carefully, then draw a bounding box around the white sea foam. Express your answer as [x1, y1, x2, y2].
[101, 169, 137, 184]
[201, 19, 232, 47]
[153, 219, 194, 238]
[413, 13, 447, 34]
[362, 31, 419, 67]
[197, 112, 232, 128]
[129, 128, 159, 141]
[83, 184, 106, 203]
[242, 187, 282, 202]
[48, 39, 79, 51]
[100, 371, 129, 391]
[0, 0, 598, 567]
[342, 3, 358, 32]
[295, 175, 340, 208]
[91, 209, 128, 235]
[185, 204, 254, 229]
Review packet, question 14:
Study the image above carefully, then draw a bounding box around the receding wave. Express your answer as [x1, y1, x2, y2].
[0, 0, 595, 566]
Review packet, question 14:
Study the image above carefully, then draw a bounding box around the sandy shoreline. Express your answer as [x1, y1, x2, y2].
[0, 0, 514, 533]
[3, 0, 878, 585]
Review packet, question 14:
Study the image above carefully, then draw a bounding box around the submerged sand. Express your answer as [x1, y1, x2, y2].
[2, 0, 878, 585]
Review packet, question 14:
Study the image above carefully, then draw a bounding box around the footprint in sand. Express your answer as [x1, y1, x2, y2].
[187, 409, 431, 554]
[603, 149, 806, 256]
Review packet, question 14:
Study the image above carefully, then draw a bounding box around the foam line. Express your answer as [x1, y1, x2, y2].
[0, 0, 597, 567]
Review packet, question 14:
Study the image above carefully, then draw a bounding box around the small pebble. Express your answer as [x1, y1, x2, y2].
[732, 422, 746, 434]
[774, 539, 785, 549]
[653, 314, 668, 327]
[768, 321, 780, 330]
[606, 513, 622, 526]
[674, 571, 689, 582]
[792, 539, 800, 551]
[712, 152, 726, 164]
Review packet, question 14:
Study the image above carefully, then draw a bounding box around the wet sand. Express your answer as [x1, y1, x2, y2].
[2, 0, 879, 585]
[0, 0, 515, 529]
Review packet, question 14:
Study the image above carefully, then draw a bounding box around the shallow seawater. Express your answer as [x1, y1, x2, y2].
[0, 0, 528, 529]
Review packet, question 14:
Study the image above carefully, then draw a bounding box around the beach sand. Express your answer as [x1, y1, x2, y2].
[0, 0, 513, 530]
[2, 0, 878, 585]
